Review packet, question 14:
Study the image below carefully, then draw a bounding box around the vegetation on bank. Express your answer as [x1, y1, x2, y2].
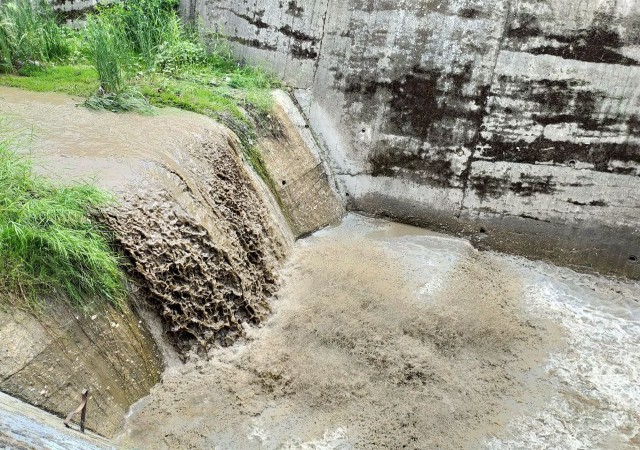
[0, 0, 282, 307]
[0, 0, 279, 175]
[0, 136, 125, 308]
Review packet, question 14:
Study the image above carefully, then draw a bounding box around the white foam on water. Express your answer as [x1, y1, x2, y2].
[302, 214, 471, 301]
[382, 237, 467, 300]
[248, 426, 352, 450]
[280, 428, 352, 450]
[485, 262, 640, 449]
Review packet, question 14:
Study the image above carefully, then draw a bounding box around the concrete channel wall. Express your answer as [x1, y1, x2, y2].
[181, 0, 640, 278]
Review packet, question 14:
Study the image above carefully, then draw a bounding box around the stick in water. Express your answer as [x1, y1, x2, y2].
[64, 388, 89, 433]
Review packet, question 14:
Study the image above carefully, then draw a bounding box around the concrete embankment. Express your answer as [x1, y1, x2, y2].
[183, 0, 640, 278]
[0, 85, 343, 437]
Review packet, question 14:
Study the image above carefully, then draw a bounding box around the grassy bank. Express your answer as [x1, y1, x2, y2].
[0, 136, 125, 308]
[0, 0, 279, 178]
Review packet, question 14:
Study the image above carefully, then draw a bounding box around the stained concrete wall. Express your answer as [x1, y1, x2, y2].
[258, 90, 344, 237]
[184, 0, 640, 278]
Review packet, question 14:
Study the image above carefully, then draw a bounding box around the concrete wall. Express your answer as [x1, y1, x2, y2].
[184, 0, 640, 278]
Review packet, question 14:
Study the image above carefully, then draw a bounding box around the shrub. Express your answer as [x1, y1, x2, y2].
[155, 40, 206, 74]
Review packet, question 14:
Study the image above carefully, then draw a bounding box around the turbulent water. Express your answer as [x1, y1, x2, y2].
[115, 214, 640, 449]
[486, 256, 640, 449]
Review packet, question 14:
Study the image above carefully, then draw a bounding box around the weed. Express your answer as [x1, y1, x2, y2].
[85, 15, 130, 94]
[84, 87, 154, 114]
[0, 141, 126, 307]
[0, 0, 69, 72]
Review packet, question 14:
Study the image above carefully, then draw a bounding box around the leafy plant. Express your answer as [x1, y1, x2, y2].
[155, 40, 206, 74]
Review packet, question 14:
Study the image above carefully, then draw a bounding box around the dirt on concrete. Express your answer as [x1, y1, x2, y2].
[116, 216, 561, 449]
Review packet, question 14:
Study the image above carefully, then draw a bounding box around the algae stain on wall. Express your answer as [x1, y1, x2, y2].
[188, 0, 640, 278]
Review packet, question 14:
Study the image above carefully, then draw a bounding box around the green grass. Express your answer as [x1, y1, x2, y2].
[0, 65, 98, 96]
[0, 0, 284, 309]
[0, 141, 125, 308]
[0, 0, 281, 183]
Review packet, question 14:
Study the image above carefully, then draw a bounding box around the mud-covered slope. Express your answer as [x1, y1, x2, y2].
[0, 86, 294, 432]
[101, 132, 289, 353]
[0, 86, 293, 351]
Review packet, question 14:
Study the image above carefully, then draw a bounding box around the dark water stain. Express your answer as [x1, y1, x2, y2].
[567, 199, 608, 207]
[343, 64, 486, 142]
[470, 173, 557, 200]
[227, 36, 277, 52]
[343, 63, 493, 189]
[230, 11, 270, 30]
[507, 12, 542, 39]
[278, 25, 317, 43]
[285, 0, 304, 17]
[369, 147, 456, 187]
[628, 115, 640, 136]
[459, 7, 481, 19]
[510, 174, 556, 196]
[519, 214, 551, 223]
[290, 43, 318, 59]
[610, 166, 638, 175]
[495, 76, 631, 132]
[507, 11, 639, 66]
[477, 135, 640, 172]
[528, 45, 639, 66]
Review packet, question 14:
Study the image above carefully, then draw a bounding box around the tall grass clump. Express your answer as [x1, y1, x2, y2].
[83, 14, 152, 112]
[84, 15, 128, 94]
[0, 0, 69, 72]
[103, 0, 183, 68]
[0, 141, 125, 308]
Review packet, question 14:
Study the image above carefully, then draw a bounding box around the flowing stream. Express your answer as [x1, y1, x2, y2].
[117, 214, 640, 449]
[1, 86, 639, 448]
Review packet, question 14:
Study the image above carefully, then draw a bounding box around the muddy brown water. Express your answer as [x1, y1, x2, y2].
[115, 215, 640, 449]
[0, 85, 292, 355]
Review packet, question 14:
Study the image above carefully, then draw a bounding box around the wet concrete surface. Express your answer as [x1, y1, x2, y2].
[0, 392, 113, 450]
